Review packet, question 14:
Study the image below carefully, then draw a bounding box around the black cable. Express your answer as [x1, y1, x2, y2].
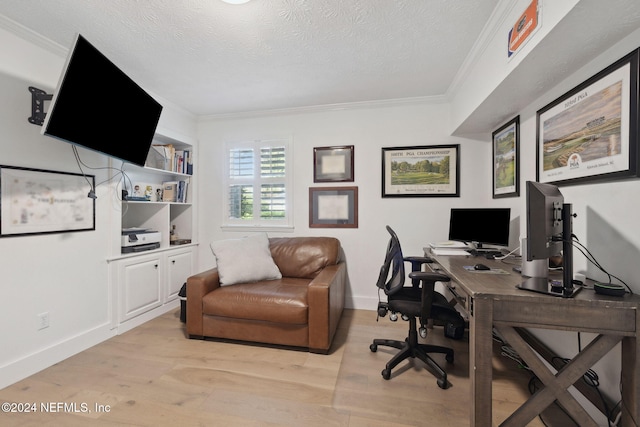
[557, 234, 633, 294]
[71, 146, 134, 202]
[570, 237, 633, 294]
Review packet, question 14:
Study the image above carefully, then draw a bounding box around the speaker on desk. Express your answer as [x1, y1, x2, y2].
[521, 238, 547, 278]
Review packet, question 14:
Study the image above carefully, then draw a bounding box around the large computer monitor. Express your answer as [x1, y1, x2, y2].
[518, 181, 580, 297]
[448, 208, 511, 251]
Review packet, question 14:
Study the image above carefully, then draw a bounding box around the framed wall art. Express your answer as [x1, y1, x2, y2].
[492, 116, 520, 198]
[381, 145, 460, 197]
[537, 48, 639, 185]
[313, 145, 354, 182]
[0, 165, 95, 237]
[309, 186, 358, 228]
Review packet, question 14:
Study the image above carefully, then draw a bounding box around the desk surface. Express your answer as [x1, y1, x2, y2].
[425, 250, 640, 427]
[428, 251, 640, 314]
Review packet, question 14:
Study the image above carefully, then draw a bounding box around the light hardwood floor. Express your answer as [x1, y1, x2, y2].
[0, 309, 543, 426]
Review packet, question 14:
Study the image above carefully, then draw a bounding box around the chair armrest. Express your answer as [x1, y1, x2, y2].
[408, 271, 450, 324]
[308, 262, 346, 353]
[186, 268, 220, 337]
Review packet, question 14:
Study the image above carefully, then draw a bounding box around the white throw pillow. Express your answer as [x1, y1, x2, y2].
[210, 233, 282, 286]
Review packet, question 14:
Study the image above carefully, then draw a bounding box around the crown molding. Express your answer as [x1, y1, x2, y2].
[445, 0, 516, 99]
[0, 13, 67, 57]
[198, 94, 449, 122]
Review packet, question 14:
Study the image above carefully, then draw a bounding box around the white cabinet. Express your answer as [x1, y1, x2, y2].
[118, 253, 163, 323]
[108, 129, 197, 332]
[167, 249, 193, 301]
[112, 245, 195, 330]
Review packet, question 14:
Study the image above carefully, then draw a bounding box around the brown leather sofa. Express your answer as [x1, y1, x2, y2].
[186, 237, 346, 353]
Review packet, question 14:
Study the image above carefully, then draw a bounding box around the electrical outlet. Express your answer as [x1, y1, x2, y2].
[37, 312, 50, 330]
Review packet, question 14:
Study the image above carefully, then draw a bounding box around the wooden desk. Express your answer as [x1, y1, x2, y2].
[425, 251, 640, 427]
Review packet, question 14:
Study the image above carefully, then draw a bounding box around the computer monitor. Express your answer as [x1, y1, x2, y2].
[448, 208, 511, 250]
[525, 181, 563, 261]
[518, 181, 580, 298]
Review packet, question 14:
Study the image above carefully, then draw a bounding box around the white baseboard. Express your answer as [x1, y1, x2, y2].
[0, 300, 181, 390]
[0, 322, 115, 390]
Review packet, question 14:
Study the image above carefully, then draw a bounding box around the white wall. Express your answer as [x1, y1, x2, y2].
[513, 28, 640, 421]
[196, 102, 521, 309]
[454, 3, 640, 421]
[0, 27, 196, 389]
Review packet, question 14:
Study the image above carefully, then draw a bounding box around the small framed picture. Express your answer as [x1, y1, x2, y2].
[309, 186, 358, 228]
[313, 145, 354, 182]
[492, 116, 520, 198]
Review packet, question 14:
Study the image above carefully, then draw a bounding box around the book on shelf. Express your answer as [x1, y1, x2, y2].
[147, 144, 193, 175]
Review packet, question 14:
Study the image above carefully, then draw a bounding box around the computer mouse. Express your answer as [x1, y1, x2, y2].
[474, 263, 490, 271]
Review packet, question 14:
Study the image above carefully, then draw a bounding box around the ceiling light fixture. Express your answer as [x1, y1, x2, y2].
[221, 0, 251, 4]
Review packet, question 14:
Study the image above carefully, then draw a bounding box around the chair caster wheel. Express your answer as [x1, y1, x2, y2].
[446, 352, 454, 363]
[382, 369, 391, 380]
[370, 343, 377, 352]
[437, 379, 447, 389]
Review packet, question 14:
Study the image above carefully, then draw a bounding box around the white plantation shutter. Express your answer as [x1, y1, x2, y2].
[224, 140, 292, 229]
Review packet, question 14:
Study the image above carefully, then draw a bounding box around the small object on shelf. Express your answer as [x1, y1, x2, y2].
[170, 239, 192, 246]
[162, 181, 178, 202]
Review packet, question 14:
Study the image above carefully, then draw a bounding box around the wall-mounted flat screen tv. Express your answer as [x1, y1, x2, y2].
[42, 34, 162, 167]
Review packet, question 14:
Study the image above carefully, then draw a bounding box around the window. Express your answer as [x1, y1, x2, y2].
[223, 139, 293, 229]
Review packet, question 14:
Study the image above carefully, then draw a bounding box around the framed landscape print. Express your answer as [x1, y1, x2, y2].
[381, 145, 460, 197]
[313, 145, 354, 182]
[492, 116, 520, 198]
[537, 48, 639, 185]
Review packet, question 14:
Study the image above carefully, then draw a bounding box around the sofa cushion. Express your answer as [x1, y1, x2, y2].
[269, 237, 340, 279]
[210, 233, 282, 286]
[202, 278, 309, 324]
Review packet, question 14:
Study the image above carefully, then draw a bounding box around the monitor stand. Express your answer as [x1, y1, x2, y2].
[517, 277, 581, 298]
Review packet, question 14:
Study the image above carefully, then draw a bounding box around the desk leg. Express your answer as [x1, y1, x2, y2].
[621, 323, 639, 426]
[470, 297, 493, 427]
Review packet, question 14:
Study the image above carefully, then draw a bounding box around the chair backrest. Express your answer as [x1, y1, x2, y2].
[376, 226, 406, 296]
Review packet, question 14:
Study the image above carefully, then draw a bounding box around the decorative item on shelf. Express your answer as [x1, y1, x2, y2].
[162, 181, 178, 202]
[169, 224, 191, 246]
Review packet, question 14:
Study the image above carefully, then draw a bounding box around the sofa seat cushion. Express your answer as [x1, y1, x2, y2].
[202, 278, 310, 324]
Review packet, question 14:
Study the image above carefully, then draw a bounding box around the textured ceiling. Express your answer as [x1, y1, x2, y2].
[0, 0, 499, 116]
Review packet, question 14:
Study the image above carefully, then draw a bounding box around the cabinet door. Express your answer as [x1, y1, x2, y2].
[119, 256, 163, 322]
[167, 250, 193, 302]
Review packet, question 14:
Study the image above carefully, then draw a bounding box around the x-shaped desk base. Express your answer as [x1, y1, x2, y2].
[495, 324, 623, 427]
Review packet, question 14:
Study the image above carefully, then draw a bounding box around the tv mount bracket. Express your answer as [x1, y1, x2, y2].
[28, 86, 53, 126]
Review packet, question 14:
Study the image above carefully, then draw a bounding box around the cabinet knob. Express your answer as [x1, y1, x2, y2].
[154, 264, 158, 268]
[172, 260, 176, 264]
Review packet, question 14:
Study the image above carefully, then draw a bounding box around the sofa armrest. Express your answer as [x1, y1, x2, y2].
[308, 262, 346, 353]
[186, 268, 220, 337]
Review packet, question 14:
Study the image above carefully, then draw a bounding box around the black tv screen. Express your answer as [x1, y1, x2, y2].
[42, 34, 162, 167]
[448, 208, 511, 247]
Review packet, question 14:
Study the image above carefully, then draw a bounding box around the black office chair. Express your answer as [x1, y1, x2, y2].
[370, 226, 465, 389]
